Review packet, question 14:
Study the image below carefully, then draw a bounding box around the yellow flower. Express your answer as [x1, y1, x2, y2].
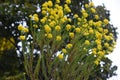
[94, 60, 99, 65]
[109, 33, 113, 37]
[42, 2, 48, 7]
[33, 24, 38, 28]
[63, 16, 68, 21]
[89, 29, 94, 34]
[84, 32, 89, 36]
[104, 43, 109, 48]
[95, 15, 99, 20]
[85, 4, 89, 8]
[83, 12, 88, 18]
[68, 18, 71, 22]
[103, 19, 109, 25]
[92, 48, 97, 55]
[89, 2, 94, 7]
[58, 10, 63, 18]
[47, 33, 53, 39]
[54, 4, 59, 8]
[0, 37, 15, 51]
[20, 35, 26, 40]
[18, 24, 24, 31]
[104, 35, 110, 41]
[66, 24, 71, 31]
[60, 18, 65, 24]
[97, 45, 102, 50]
[64, 4, 71, 12]
[34, 16, 39, 22]
[58, 54, 63, 59]
[104, 29, 108, 34]
[95, 21, 102, 27]
[81, 9, 86, 13]
[41, 17, 47, 24]
[23, 28, 29, 33]
[62, 48, 67, 54]
[95, 39, 101, 45]
[49, 21, 56, 27]
[98, 28, 103, 32]
[110, 36, 113, 41]
[66, 43, 73, 49]
[33, 14, 39, 22]
[77, 18, 81, 21]
[29, 15, 32, 18]
[108, 47, 114, 51]
[85, 40, 90, 45]
[69, 32, 74, 38]
[42, 10, 47, 15]
[50, 9, 55, 15]
[44, 25, 51, 33]
[75, 28, 80, 33]
[56, 0, 60, 3]
[83, 23, 88, 27]
[89, 20, 93, 26]
[33, 14, 38, 17]
[95, 32, 102, 39]
[55, 25, 61, 31]
[98, 51, 104, 57]
[65, 0, 71, 4]
[56, 36, 61, 41]
[91, 8, 96, 13]
[113, 41, 116, 45]
[73, 14, 79, 18]
[48, 1, 53, 7]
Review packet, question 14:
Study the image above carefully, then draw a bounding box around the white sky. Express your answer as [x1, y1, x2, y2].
[92, 0, 120, 80]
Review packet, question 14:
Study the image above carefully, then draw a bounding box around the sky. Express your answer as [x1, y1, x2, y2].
[92, 0, 120, 80]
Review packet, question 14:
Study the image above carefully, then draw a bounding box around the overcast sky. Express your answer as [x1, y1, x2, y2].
[92, 0, 120, 80]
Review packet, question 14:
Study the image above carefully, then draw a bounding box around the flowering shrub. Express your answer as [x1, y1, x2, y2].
[18, 0, 116, 79]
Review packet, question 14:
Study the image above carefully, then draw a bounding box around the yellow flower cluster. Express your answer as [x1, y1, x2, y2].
[29, 14, 39, 22]
[85, 40, 90, 45]
[56, 36, 61, 41]
[0, 37, 15, 52]
[65, 0, 71, 4]
[47, 33, 53, 39]
[18, 24, 29, 33]
[20, 35, 26, 40]
[69, 32, 74, 38]
[44, 25, 51, 33]
[58, 54, 63, 59]
[26, 0, 116, 64]
[55, 25, 61, 31]
[66, 43, 73, 49]
[18, 24, 29, 41]
[66, 24, 71, 31]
